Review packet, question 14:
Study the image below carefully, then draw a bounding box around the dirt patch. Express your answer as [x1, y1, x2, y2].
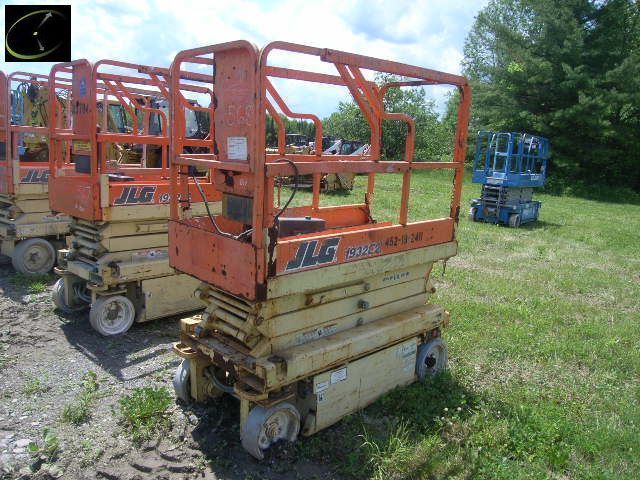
[0, 265, 340, 480]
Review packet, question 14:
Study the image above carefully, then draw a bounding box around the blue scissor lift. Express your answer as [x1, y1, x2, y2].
[470, 131, 549, 227]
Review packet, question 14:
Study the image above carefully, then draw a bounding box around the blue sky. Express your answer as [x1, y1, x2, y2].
[2, 0, 488, 117]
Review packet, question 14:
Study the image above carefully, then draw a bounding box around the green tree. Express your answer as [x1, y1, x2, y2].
[265, 114, 316, 148]
[463, 0, 640, 190]
[323, 101, 370, 145]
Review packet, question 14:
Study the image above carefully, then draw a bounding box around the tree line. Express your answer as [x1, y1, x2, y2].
[463, 0, 639, 191]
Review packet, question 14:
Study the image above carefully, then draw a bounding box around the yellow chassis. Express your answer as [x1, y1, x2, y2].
[53, 201, 219, 331]
[0, 189, 71, 271]
[173, 241, 455, 456]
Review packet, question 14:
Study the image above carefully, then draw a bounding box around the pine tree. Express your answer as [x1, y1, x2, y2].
[463, 0, 640, 190]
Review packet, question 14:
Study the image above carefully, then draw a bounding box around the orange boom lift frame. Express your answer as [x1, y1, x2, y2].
[48, 59, 220, 335]
[0, 71, 73, 274]
[169, 40, 471, 458]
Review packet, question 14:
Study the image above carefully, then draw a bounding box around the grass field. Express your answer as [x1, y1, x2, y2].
[290, 170, 640, 479]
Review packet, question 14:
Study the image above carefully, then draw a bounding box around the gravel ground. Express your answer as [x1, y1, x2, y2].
[0, 264, 338, 480]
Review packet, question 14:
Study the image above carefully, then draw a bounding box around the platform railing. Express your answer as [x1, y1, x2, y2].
[263, 42, 470, 229]
[49, 59, 214, 183]
[3, 71, 72, 195]
[170, 40, 471, 227]
[167, 40, 472, 295]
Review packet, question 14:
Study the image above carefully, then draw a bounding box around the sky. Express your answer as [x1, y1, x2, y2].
[1, 0, 489, 118]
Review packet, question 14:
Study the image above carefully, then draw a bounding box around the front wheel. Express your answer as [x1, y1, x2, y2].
[469, 207, 478, 222]
[12, 238, 55, 275]
[89, 295, 136, 336]
[508, 213, 522, 228]
[241, 402, 301, 460]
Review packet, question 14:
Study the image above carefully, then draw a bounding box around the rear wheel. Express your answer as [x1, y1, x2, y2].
[12, 238, 55, 275]
[469, 207, 478, 222]
[508, 213, 522, 228]
[416, 338, 448, 381]
[51, 278, 89, 313]
[173, 359, 191, 403]
[89, 295, 136, 336]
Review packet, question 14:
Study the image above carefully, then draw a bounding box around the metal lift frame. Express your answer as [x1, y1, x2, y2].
[167, 40, 471, 458]
[47, 59, 220, 335]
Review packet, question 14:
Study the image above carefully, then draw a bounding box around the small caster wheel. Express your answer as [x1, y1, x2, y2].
[206, 366, 236, 395]
[173, 359, 191, 403]
[12, 238, 55, 275]
[469, 207, 478, 222]
[508, 213, 521, 228]
[241, 402, 301, 460]
[416, 338, 448, 381]
[89, 294, 136, 336]
[51, 278, 89, 313]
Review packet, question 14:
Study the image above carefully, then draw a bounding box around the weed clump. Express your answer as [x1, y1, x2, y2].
[61, 371, 99, 425]
[119, 386, 172, 442]
[10, 272, 51, 294]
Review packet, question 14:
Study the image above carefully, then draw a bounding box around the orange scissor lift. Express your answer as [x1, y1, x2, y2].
[169, 41, 471, 458]
[0, 71, 74, 274]
[48, 59, 219, 335]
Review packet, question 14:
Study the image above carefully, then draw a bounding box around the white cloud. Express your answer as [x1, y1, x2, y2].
[1, 0, 488, 116]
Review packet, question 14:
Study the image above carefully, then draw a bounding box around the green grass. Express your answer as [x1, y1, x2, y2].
[293, 170, 640, 479]
[119, 387, 172, 442]
[10, 272, 51, 294]
[61, 371, 99, 425]
[23, 375, 50, 395]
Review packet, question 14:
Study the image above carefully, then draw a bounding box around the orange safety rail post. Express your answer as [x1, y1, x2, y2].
[48, 59, 218, 221]
[4, 71, 72, 196]
[168, 40, 471, 301]
[0, 71, 8, 195]
[168, 41, 253, 222]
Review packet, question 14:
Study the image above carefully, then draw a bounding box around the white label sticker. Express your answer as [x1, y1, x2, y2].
[295, 324, 338, 346]
[396, 343, 415, 359]
[330, 367, 347, 384]
[227, 136, 247, 161]
[314, 381, 329, 394]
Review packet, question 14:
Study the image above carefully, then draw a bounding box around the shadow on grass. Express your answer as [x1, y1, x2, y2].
[468, 218, 563, 231]
[543, 180, 640, 206]
[518, 219, 564, 231]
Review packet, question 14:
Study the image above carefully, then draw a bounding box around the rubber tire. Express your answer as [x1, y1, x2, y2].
[416, 338, 448, 382]
[208, 367, 236, 395]
[173, 359, 191, 403]
[469, 207, 478, 222]
[241, 402, 301, 460]
[89, 295, 136, 336]
[508, 214, 522, 228]
[51, 278, 88, 313]
[11, 238, 55, 275]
